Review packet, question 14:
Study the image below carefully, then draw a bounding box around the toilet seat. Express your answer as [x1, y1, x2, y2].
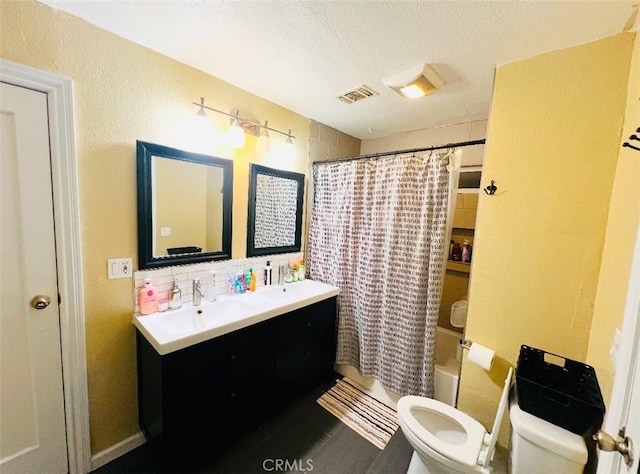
[397, 368, 514, 471]
[397, 396, 487, 467]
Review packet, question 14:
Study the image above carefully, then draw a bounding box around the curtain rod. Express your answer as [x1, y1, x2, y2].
[312, 138, 486, 165]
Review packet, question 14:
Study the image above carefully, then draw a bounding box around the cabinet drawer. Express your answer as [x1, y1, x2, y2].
[275, 340, 335, 392]
[165, 364, 274, 440]
[169, 322, 273, 381]
[275, 299, 336, 351]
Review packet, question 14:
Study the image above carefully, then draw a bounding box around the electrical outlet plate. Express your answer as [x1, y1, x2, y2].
[108, 257, 133, 279]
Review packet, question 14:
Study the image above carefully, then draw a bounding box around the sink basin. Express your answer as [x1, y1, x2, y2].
[134, 298, 257, 348]
[134, 279, 340, 355]
[255, 284, 314, 303]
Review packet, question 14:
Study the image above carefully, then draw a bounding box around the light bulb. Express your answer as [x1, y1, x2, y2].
[257, 121, 271, 155]
[282, 131, 295, 160]
[227, 117, 245, 149]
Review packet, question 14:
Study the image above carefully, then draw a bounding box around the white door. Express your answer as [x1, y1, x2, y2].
[0, 83, 68, 472]
[596, 220, 640, 473]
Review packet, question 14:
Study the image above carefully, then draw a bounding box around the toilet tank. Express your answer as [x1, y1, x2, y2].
[509, 400, 587, 474]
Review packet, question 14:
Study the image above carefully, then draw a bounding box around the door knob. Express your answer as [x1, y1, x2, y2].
[593, 427, 634, 467]
[30, 295, 51, 310]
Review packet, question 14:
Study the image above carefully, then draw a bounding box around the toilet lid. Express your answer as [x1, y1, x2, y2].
[397, 396, 487, 467]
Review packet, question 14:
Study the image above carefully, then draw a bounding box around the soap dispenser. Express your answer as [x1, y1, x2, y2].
[168, 277, 182, 310]
[206, 270, 217, 302]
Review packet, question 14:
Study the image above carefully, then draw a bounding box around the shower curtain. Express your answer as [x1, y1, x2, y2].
[307, 151, 451, 397]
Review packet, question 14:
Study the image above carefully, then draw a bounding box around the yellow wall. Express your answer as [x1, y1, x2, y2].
[587, 32, 640, 403]
[458, 33, 634, 442]
[1, 0, 309, 453]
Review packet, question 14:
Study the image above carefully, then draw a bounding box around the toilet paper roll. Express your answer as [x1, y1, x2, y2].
[468, 342, 495, 371]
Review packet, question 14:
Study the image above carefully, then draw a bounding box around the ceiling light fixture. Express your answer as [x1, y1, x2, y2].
[383, 64, 445, 100]
[192, 98, 295, 151]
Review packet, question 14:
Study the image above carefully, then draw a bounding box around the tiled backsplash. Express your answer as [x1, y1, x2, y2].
[133, 252, 304, 313]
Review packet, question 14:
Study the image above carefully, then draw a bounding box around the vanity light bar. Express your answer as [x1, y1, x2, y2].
[193, 97, 295, 140]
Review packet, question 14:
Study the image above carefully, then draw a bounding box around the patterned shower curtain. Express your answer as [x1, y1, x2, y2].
[307, 151, 451, 397]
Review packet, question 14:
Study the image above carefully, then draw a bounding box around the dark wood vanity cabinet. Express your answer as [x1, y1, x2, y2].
[136, 297, 337, 454]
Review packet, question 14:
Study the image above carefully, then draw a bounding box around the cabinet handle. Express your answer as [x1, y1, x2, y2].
[306, 322, 312, 328]
[230, 354, 237, 361]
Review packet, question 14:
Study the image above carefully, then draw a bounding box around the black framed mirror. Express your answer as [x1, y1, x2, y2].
[137, 141, 233, 269]
[246, 164, 305, 257]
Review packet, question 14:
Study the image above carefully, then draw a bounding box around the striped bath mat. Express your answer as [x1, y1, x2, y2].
[317, 378, 398, 449]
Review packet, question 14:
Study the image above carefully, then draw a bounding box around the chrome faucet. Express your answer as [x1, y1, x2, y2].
[192, 278, 205, 306]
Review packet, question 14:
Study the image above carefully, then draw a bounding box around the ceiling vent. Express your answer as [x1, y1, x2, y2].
[336, 85, 379, 104]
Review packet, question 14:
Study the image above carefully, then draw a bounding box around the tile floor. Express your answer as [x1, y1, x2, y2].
[93, 376, 415, 474]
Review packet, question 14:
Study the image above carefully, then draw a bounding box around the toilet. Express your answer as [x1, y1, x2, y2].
[509, 389, 588, 473]
[397, 367, 589, 473]
[397, 368, 513, 474]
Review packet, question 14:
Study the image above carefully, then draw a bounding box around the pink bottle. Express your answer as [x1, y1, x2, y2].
[139, 278, 158, 315]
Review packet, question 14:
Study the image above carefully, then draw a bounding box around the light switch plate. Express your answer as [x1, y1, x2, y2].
[160, 227, 171, 237]
[108, 258, 133, 279]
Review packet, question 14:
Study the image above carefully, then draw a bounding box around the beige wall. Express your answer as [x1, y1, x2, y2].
[361, 120, 487, 167]
[587, 33, 640, 403]
[458, 33, 634, 445]
[308, 120, 361, 162]
[1, 0, 309, 454]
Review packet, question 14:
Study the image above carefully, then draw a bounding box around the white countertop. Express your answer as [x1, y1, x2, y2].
[133, 279, 340, 355]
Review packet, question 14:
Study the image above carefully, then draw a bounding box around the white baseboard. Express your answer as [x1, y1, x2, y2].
[90, 432, 146, 472]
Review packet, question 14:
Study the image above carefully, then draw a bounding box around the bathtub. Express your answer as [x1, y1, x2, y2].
[433, 326, 463, 407]
[335, 326, 462, 409]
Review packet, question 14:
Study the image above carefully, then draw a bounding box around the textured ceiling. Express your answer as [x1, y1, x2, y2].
[40, 0, 637, 139]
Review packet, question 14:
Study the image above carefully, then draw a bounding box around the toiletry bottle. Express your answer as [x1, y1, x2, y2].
[451, 242, 462, 261]
[298, 260, 306, 281]
[236, 271, 246, 293]
[462, 240, 472, 263]
[292, 263, 299, 282]
[206, 270, 217, 302]
[249, 267, 256, 292]
[244, 268, 252, 290]
[139, 278, 158, 315]
[226, 273, 235, 295]
[264, 260, 272, 286]
[168, 277, 182, 310]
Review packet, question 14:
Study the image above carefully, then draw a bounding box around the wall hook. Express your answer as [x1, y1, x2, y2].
[622, 127, 640, 152]
[484, 180, 497, 195]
